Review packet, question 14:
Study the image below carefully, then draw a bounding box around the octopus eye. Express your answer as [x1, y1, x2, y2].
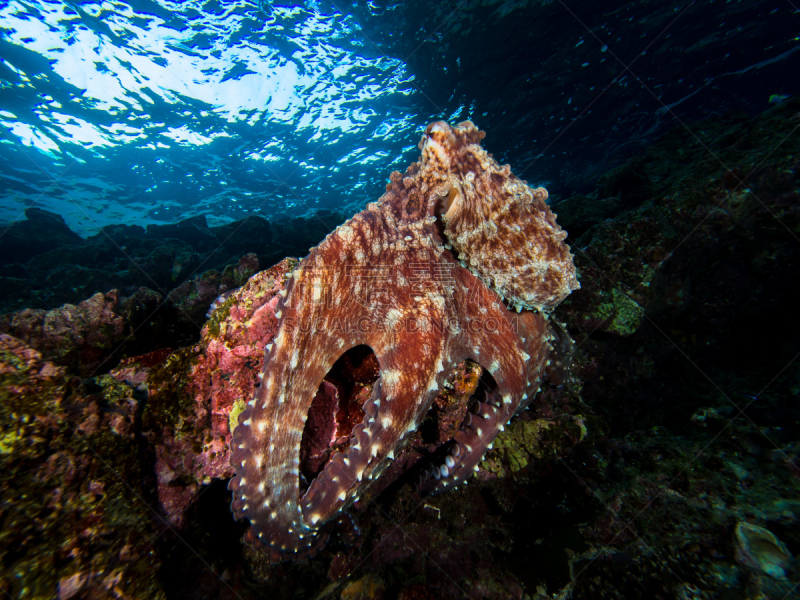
[440, 185, 463, 221]
[425, 121, 451, 142]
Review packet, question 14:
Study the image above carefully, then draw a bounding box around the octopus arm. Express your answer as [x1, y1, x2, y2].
[229, 240, 380, 559]
[302, 297, 452, 518]
[416, 268, 533, 494]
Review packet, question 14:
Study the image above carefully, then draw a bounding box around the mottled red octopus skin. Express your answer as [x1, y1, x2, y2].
[228, 121, 579, 561]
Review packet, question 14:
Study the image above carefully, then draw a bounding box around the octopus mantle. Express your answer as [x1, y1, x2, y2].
[228, 121, 579, 561]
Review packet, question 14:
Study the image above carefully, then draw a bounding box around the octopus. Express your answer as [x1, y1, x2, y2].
[228, 121, 579, 562]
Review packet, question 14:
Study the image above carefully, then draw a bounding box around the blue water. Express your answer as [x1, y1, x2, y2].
[1, 0, 799, 236]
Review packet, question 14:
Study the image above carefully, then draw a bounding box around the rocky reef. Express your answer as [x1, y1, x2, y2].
[0, 210, 346, 315]
[0, 99, 799, 599]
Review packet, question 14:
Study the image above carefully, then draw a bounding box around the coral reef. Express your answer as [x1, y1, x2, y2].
[0, 334, 164, 599]
[0, 253, 263, 377]
[0, 99, 798, 599]
[0, 287, 168, 377]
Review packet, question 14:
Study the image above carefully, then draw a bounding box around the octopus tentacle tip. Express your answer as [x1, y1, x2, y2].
[229, 120, 577, 561]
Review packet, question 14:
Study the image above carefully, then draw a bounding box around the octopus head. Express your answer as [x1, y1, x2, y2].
[419, 121, 580, 312]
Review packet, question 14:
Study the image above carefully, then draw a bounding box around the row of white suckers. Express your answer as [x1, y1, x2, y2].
[421, 397, 502, 485]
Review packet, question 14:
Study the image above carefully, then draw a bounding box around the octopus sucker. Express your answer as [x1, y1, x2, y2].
[229, 121, 578, 561]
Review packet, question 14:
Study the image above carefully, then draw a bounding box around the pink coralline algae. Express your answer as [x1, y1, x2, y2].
[137, 258, 298, 526]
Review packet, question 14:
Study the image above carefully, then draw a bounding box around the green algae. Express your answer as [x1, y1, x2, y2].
[205, 294, 235, 338]
[0, 427, 21, 453]
[0, 338, 165, 599]
[141, 346, 200, 436]
[593, 288, 644, 336]
[229, 397, 247, 434]
[481, 415, 589, 478]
